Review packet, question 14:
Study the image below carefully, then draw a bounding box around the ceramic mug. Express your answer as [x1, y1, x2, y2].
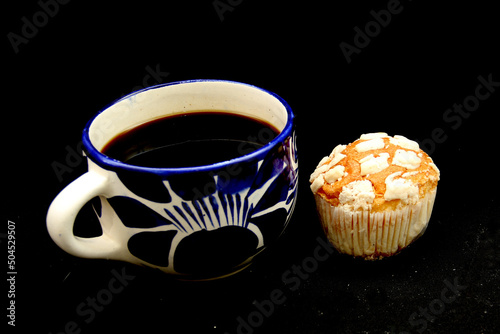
[47, 80, 298, 280]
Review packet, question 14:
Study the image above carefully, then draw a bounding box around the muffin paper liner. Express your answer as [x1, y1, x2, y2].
[315, 189, 437, 259]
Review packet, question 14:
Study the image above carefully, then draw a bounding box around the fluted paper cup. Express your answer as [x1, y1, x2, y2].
[315, 189, 437, 259]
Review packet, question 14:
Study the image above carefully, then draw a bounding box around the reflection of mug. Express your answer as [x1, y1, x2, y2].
[47, 80, 298, 280]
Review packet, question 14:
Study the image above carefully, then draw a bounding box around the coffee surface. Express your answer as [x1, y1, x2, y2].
[101, 111, 280, 168]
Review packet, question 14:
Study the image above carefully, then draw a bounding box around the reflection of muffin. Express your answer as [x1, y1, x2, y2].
[310, 133, 440, 259]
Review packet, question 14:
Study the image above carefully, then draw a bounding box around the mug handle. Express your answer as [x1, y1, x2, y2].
[47, 171, 122, 260]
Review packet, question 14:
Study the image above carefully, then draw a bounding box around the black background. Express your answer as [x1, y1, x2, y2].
[4, 1, 499, 333]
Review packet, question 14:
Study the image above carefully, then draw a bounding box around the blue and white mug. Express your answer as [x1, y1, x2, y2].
[47, 80, 298, 280]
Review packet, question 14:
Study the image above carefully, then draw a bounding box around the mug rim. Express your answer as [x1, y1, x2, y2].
[82, 79, 294, 175]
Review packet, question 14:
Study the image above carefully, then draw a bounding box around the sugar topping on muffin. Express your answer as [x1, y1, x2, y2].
[310, 132, 440, 212]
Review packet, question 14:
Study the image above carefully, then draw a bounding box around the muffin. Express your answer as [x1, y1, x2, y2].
[310, 132, 440, 259]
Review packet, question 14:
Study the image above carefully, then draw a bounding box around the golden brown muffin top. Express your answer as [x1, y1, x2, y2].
[310, 133, 440, 212]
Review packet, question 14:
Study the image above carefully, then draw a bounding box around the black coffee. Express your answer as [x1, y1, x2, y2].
[101, 111, 280, 168]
